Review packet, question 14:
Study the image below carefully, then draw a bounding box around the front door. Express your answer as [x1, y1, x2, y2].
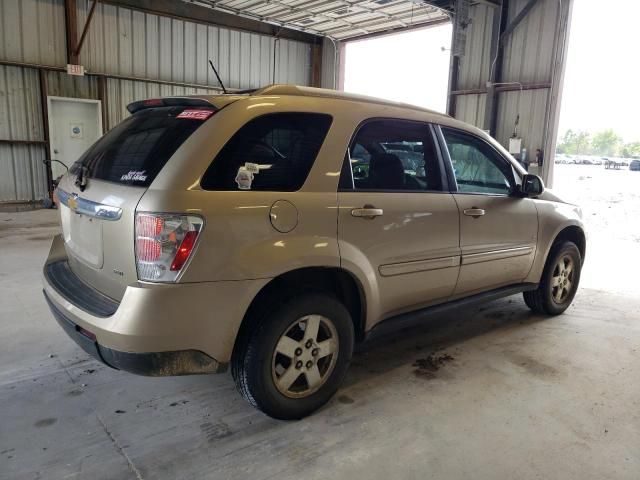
[439, 127, 538, 297]
[47, 97, 102, 179]
[338, 119, 460, 325]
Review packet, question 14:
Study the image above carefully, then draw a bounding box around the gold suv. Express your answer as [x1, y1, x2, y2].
[43, 85, 586, 419]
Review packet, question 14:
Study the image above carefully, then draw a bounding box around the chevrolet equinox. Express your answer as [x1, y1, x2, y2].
[43, 85, 586, 419]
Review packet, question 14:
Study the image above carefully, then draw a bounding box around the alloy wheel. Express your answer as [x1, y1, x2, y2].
[271, 315, 339, 399]
[551, 255, 575, 304]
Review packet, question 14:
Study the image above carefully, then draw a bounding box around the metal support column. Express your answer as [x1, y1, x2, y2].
[484, 0, 508, 136]
[447, 55, 460, 117]
[311, 42, 323, 88]
[38, 69, 53, 199]
[64, 0, 79, 65]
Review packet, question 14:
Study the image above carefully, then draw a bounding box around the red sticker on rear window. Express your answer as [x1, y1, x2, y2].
[176, 109, 215, 120]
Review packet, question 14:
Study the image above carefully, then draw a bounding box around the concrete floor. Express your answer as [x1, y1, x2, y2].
[1, 165, 639, 480]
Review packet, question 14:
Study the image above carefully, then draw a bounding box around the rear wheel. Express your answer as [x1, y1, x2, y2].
[524, 241, 582, 315]
[231, 293, 354, 420]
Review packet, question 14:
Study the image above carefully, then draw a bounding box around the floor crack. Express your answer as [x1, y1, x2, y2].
[56, 355, 142, 478]
[96, 413, 144, 480]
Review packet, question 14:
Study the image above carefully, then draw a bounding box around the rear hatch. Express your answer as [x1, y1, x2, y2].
[55, 99, 221, 301]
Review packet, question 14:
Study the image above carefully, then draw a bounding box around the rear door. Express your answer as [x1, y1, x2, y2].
[56, 103, 216, 300]
[338, 119, 460, 322]
[438, 126, 538, 297]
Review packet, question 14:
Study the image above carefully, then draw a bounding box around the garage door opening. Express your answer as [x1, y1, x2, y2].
[343, 23, 453, 113]
[556, 0, 640, 170]
[554, 0, 640, 295]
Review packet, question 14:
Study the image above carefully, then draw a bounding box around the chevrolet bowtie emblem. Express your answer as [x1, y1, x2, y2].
[68, 193, 78, 211]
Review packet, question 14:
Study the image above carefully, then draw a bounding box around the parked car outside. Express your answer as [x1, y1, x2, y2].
[630, 159, 640, 171]
[43, 85, 586, 419]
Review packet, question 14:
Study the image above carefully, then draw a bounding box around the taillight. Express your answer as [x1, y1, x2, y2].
[136, 238, 162, 262]
[135, 213, 204, 282]
[170, 231, 199, 271]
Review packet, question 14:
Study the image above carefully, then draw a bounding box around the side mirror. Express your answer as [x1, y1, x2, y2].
[518, 174, 544, 197]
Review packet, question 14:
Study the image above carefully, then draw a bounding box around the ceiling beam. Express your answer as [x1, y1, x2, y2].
[471, 0, 502, 6]
[343, 15, 451, 42]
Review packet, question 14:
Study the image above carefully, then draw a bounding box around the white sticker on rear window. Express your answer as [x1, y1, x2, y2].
[235, 166, 254, 190]
[121, 170, 148, 182]
[176, 109, 214, 120]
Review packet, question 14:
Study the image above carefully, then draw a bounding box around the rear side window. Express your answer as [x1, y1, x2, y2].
[343, 119, 443, 191]
[201, 113, 332, 191]
[70, 106, 214, 187]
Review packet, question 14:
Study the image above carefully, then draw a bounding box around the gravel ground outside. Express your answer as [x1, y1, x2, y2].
[552, 163, 640, 295]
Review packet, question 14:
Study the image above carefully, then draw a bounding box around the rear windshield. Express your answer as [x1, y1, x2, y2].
[70, 106, 214, 187]
[201, 113, 333, 192]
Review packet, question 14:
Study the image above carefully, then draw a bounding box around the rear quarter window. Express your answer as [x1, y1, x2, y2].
[201, 113, 333, 191]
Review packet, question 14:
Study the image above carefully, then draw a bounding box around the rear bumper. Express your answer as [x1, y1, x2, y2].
[43, 234, 268, 374]
[44, 291, 222, 375]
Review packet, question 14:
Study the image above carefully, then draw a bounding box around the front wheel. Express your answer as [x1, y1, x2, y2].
[231, 293, 354, 420]
[524, 241, 582, 315]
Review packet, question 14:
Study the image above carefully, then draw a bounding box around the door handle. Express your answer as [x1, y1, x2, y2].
[351, 205, 384, 219]
[463, 207, 485, 218]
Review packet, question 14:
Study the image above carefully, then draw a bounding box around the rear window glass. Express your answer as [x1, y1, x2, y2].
[70, 106, 213, 187]
[201, 113, 332, 191]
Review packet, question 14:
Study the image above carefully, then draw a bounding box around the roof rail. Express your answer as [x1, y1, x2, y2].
[251, 84, 449, 117]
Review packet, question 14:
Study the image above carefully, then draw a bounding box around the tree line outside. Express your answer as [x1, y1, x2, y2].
[557, 129, 640, 158]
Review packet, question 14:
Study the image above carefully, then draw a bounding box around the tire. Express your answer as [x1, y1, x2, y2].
[523, 241, 582, 315]
[231, 293, 354, 420]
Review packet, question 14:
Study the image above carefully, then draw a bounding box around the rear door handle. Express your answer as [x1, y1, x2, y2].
[351, 205, 384, 219]
[463, 208, 485, 218]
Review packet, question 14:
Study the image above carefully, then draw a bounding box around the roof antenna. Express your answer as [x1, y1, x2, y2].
[208, 59, 228, 94]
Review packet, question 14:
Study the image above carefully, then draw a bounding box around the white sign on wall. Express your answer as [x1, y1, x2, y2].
[509, 137, 523, 155]
[70, 123, 84, 139]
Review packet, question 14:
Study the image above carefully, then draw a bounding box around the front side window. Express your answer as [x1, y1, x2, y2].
[201, 113, 332, 191]
[343, 119, 442, 191]
[442, 128, 514, 195]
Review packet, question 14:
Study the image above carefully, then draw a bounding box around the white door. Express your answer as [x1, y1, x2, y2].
[47, 97, 102, 180]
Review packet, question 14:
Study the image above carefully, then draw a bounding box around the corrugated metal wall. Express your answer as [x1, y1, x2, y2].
[0, 0, 314, 203]
[321, 37, 338, 89]
[0, 143, 47, 202]
[0, 65, 48, 202]
[46, 71, 99, 99]
[455, 93, 487, 128]
[453, 0, 571, 181]
[0, 66, 43, 142]
[74, 1, 309, 88]
[502, 0, 560, 84]
[457, 3, 495, 93]
[0, 0, 67, 66]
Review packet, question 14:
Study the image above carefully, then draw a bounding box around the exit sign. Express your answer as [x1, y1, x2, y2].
[67, 64, 85, 76]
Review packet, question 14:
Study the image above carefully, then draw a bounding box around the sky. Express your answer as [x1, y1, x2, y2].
[558, 0, 640, 143]
[344, 0, 640, 144]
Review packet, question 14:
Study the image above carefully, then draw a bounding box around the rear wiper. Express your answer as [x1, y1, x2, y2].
[74, 150, 103, 192]
[75, 162, 89, 192]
